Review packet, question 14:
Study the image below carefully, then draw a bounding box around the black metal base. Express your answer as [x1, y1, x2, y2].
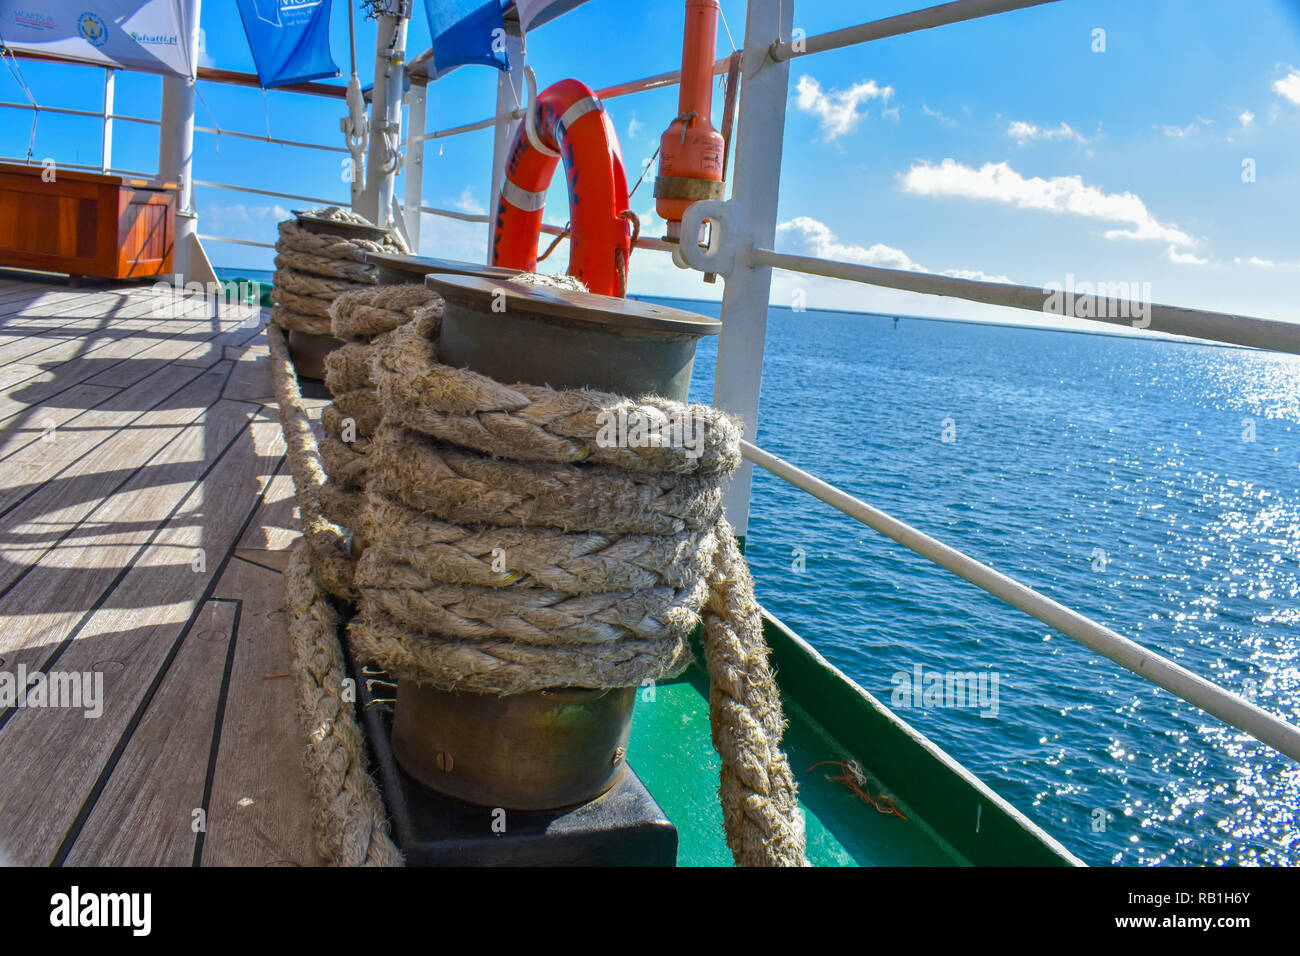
[347, 642, 678, 867]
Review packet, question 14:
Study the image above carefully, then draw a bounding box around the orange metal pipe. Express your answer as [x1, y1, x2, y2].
[655, 0, 726, 240]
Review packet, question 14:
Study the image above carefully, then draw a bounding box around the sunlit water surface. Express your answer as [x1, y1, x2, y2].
[659, 298, 1300, 867]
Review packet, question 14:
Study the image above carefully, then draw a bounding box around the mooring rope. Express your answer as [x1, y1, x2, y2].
[271, 270, 807, 866]
[267, 321, 401, 866]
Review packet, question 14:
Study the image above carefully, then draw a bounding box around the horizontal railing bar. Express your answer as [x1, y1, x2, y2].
[196, 234, 276, 250]
[426, 113, 507, 141]
[196, 66, 348, 101]
[741, 439, 1300, 764]
[410, 207, 674, 253]
[194, 126, 348, 154]
[771, 0, 1062, 61]
[193, 179, 348, 209]
[751, 248, 1300, 356]
[539, 221, 675, 253]
[417, 205, 491, 223]
[0, 50, 346, 99]
[423, 56, 733, 141]
[594, 55, 733, 101]
[0, 100, 159, 125]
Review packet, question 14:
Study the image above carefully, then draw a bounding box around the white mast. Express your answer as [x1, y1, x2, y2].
[361, 0, 411, 229]
[158, 0, 203, 284]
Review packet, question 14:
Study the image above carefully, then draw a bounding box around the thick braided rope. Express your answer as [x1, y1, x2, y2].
[372, 320, 741, 475]
[269, 209, 406, 334]
[266, 322, 357, 600]
[354, 308, 807, 867]
[274, 265, 358, 301]
[331, 284, 442, 340]
[287, 540, 402, 866]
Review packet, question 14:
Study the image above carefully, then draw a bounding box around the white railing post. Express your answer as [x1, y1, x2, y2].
[711, 0, 793, 539]
[101, 68, 115, 174]
[403, 78, 428, 250]
[158, 0, 202, 284]
[488, 16, 526, 258]
[362, 1, 410, 228]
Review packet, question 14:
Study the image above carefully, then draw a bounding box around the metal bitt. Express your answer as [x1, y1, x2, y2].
[388, 273, 720, 811]
[364, 250, 521, 287]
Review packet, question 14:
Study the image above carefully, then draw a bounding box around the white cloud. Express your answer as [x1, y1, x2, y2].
[1158, 117, 1212, 138]
[1238, 110, 1256, 128]
[922, 104, 957, 127]
[1273, 67, 1300, 105]
[1167, 246, 1208, 265]
[627, 116, 644, 139]
[776, 216, 1011, 283]
[203, 203, 291, 223]
[1007, 120, 1088, 145]
[1233, 255, 1300, 269]
[452, 187, 486, 215]
[899, 159, 1196, 248]
[794, 75, 894, 141]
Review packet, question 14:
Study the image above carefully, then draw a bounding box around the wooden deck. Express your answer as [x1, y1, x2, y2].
[0, 272, 325, 866]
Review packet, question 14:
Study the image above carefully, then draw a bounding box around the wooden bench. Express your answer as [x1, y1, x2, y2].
[0, 162, 176, 283]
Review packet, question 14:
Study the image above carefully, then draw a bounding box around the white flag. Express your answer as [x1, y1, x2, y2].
[0, 1, 195, 77]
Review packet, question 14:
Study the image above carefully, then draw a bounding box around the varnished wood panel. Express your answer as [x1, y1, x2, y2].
[0, 165, 175, 280]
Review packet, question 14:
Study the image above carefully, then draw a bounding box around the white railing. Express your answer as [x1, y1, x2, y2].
[669, 0, 1300, 771]
[0, 56, 355, 261]
[743, 441, 1300, 763]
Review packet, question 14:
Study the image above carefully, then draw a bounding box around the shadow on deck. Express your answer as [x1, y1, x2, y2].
[0, 271, 322, 867]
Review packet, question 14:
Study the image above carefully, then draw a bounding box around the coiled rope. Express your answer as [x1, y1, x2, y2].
[270, 207, 407, 336]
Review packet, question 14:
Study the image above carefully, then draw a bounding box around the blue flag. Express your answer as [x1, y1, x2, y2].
[235, 0, 339, 89]
[422, 0, 510, 78]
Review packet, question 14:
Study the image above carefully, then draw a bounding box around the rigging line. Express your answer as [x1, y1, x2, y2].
[628, 145, 660, 200]
[347, 0, 358, 78]
[719, 6, 738, 53]
[195, 84, 223, 142]
[0, 38, 39, 162]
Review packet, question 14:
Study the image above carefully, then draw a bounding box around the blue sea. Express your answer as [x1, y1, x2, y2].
[653, 296, 1300, 868]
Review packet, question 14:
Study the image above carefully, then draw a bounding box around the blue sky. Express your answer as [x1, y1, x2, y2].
[3, 0, 1300, 330]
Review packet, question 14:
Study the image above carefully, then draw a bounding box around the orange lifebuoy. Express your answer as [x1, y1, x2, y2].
[491, 78, 635, 297]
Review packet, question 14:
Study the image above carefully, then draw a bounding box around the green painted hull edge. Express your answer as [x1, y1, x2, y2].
[761, 609, 1085, 867]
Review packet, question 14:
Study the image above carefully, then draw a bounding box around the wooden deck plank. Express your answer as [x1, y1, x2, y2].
[62, 601, 237, 867]
[0, 280, 323, 867]
[0, 355, 214, 488]
[202, 551, 323, 867]
[0, 415, 285, 864]
[0, 303, 241, 426]
[0, 291, 173, 368]
[0, 359, 231, 536]
[0, 390, 256, 663]
[0, 383, 120, 462]
[0, 289, 239, 399]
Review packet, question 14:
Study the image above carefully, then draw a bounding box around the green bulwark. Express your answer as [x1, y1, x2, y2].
[627, 611, 1082, 867]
